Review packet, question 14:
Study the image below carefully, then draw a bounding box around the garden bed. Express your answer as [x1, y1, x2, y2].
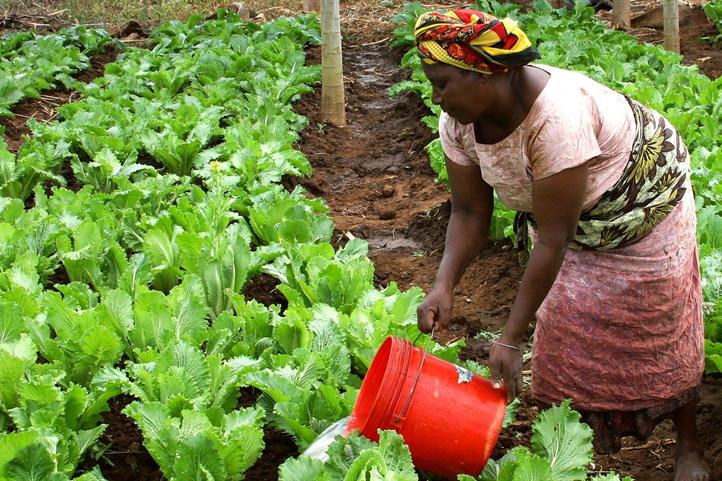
[1, 0, 720, 479]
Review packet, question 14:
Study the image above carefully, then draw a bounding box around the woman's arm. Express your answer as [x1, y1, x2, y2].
[417, 158, 494, 333]
[490, 162, 589, 400]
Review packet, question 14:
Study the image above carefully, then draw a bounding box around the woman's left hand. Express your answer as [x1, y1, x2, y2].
[486, 163, 589, 403]
[488, 341, 524, 402]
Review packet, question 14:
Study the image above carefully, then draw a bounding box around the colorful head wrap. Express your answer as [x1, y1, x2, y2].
[414, 9, 540, 75]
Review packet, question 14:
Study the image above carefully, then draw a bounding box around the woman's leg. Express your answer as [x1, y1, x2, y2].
[672, 398, 709, 481]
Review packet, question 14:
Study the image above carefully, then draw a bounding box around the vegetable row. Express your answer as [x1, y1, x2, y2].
[0, 27, 113, 117]
[704, 0, 722, 42]
[1, 10, 464, 480]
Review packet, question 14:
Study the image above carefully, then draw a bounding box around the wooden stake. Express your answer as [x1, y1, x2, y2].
[611, 0, 631, 28]
[320, 0, 346, 127]
[663, 0, 680, 53]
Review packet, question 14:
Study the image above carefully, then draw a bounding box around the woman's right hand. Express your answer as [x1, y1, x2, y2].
[417, 285, 454, 333]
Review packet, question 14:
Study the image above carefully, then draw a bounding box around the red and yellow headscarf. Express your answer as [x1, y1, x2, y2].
[414, 9, 540, 75]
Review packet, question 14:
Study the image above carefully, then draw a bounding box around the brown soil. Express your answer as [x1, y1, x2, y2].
[590, 376, 722, 481]
[1, 47, 118, 153]
[244, 428, 299, 481]
[669, 12, 722, 80]
[0, 12, 65, 36]
[244, 273, 288, 310]
[93, 395, 162, 481]
[237, 387, 262, 408]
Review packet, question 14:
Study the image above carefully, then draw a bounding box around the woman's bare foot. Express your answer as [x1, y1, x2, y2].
[672, 398, 709, 481]
[675, 447, 710, 481]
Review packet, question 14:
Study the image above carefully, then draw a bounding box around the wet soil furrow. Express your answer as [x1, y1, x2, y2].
[295, 42, 523, 346]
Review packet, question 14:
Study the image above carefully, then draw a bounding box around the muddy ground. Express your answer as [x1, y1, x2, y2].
[2, 1, 721, 480]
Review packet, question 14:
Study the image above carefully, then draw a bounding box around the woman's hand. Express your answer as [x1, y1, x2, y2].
[417, 285, 454, 333]
[488, 341, 524, 402]
[486, 164, 589, 403]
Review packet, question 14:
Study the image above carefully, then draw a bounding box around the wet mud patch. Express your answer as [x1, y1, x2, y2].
[405, 200, 450, 252]
[295, 42, 446, 236]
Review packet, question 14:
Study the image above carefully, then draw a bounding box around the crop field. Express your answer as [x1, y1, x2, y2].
[0, 0, 720, 480]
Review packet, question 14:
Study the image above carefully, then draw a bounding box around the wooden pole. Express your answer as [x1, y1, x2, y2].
[320, 0, 346, 127]
[663, 0, 680, 53]
[611, 0, 631, 28]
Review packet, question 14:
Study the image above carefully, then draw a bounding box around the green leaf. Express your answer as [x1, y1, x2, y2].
[72, 467, 108, 480]
[326, 432, 376, 479]
[0, 335, 36, 409]
[503, 398, 520, 428]
[62, 385, 88, 431]
[0, 431, 38, 472]
[279, 456, 329, 481]
[344, 430, 417, 481]
[218, 423, 265, 477]
[130, 288, 173, 351]
[0, 299, 24, 343]
[589, 475, 634, 481]
[79, 324, 123, 365]
[511, 450, 553, 481]
[123, 401, 178, 474]
[530, 401, 593, 481]
[167, 275, 209, 347]
[5, 441, 67, 481]
[173, 433, 227, 481]
[70, 424, 107, 467]
[99, 289, 134, 338]
[274, 315, 312, 355]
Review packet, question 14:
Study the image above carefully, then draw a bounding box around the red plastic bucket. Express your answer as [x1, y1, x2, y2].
[345, 336, 506, 480]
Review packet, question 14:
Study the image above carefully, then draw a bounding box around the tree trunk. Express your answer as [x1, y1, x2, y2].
[321, 0, 346, 127]
[663, 0, 680, 53]
[611, 0, 631, 28]
[303, 0, 320, 13]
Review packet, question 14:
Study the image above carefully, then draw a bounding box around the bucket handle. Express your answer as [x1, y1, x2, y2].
[392, 326, 435, 427]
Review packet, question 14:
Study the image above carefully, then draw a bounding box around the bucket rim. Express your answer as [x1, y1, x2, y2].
[346, 336, 412, 438]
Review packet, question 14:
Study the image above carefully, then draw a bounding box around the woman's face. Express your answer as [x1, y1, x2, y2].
[422, 62, 498, 125]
